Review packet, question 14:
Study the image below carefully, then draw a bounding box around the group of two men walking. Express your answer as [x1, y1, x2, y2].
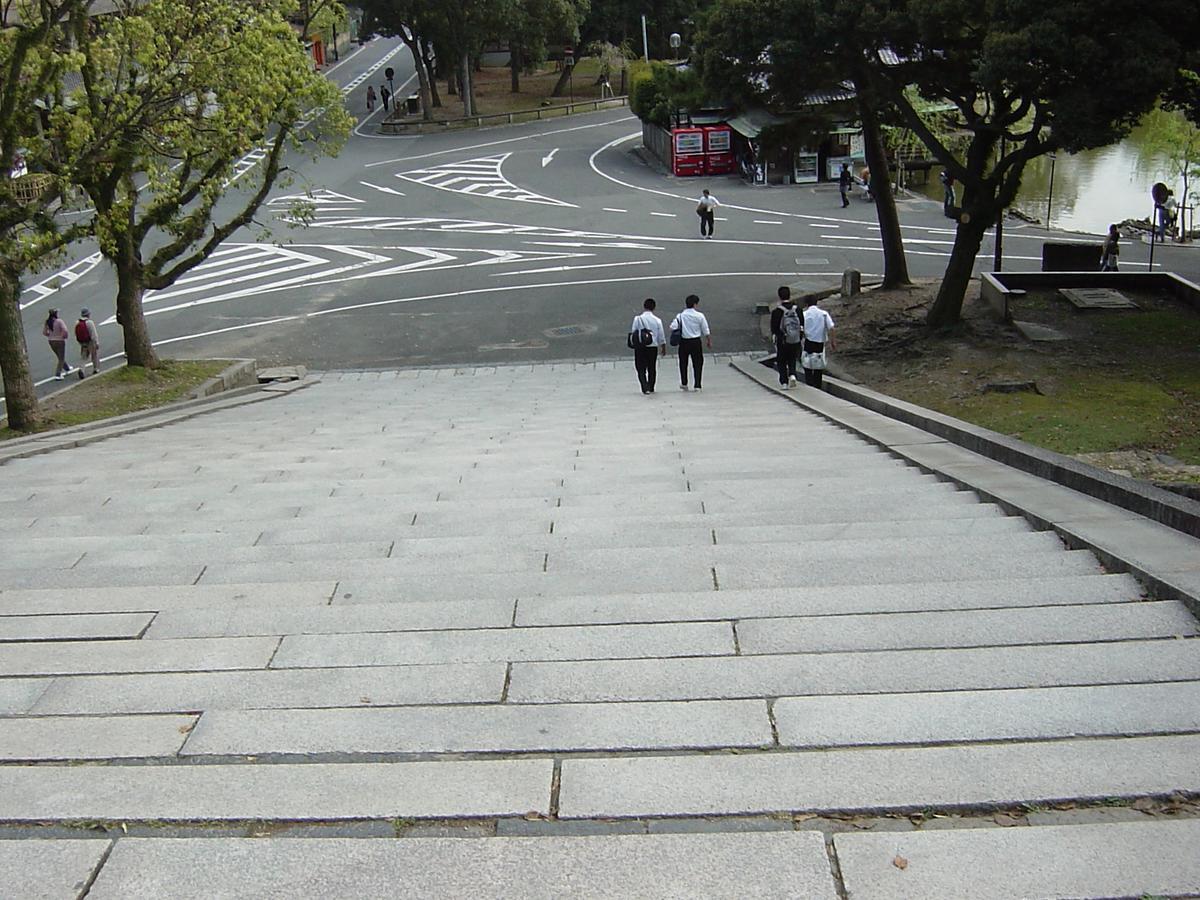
[770, 286, 836, 389]
[629, 295, 711, 394]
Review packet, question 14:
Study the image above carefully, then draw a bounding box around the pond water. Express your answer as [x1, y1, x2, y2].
[913, 122, 1186, 236]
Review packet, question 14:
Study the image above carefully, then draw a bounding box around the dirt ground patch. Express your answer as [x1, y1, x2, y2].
[827, 280, 1200, 484]
[1, 360, 231, 440]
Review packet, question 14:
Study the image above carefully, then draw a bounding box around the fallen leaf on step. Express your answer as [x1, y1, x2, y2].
[1132, 797, 1158, 813]
[793, 813, 818, 822]
[993, 813, 1023, 827]
[177, 723, 195, 734]
[360, 697, 372, 704]
[892, 855, 908, 871]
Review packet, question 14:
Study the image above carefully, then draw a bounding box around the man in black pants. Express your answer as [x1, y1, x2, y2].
[670, 294, 712, 391]
[801, 294, 836, 388]
[629, 298, 666, 394]
[769, 286, 802, 388]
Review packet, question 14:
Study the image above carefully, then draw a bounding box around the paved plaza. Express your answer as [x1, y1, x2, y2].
[1, 361, 1199, 896]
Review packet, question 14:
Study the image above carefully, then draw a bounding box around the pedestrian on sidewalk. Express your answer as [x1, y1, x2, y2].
[939, 170, 956, 211]
[695, 189, 718, 239]
[366, 85, 376, 112]
[380, 84, 391, 111]
[838, 163, 853, 208]
[1100, 224, 1121, 271]
[628, 298, 666, 394]
[801, 295, 836, 389]
[770, 286, 802, 389]
[42, 308, 73, 380]
[74, 308, 100, 379]
[671, 294, 711, 391]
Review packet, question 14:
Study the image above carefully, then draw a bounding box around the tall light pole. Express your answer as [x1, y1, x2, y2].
[1045, 153, 1057, 230]
[641, 14, 649, 62]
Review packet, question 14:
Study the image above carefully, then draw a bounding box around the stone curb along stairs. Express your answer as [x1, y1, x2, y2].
[0, 359, 1198, 898]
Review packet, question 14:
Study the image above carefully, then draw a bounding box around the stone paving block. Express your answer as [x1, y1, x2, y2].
[0, 566, 203, 590]
[75, 542, 394, 568]
[145, 598, 516, 639]
[834, 820, 1200, 900]
[0, 839, 112, 900]
[0, 636, 278, 677]
[31, 662, 506, 715]
[0, 678, 50, 714]
[715, 515, 1030, 544]
[271, 621, 733, 668]
[717, 548, 1099, 590]
[516, 574, 1140, 626]
[181, 699, 771, 756]
[198, 553, 546, 584]
[0, 713, 196, 760]
[774, 680, 1200, 747]
[0, 758, 553, 821]
[557, 734, 1200, 819]
[0, 582, 336, 615]
[331, 568, 716, 604]
[0, 612, 153, 641]
[506, 638, 1200, 703]
[736, 601, 1197, 654]
[86, 832, 837, 899]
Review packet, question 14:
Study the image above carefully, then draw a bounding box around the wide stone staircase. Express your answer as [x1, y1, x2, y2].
[2, 360, 1199, 898]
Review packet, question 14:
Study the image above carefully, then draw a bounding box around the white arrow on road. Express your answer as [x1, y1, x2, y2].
[541, 148, 559, 167]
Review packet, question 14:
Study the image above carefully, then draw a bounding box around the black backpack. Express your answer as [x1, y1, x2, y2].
[627, 315, 654, 349]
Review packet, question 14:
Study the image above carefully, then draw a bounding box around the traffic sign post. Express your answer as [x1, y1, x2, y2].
[563, 46, 574, 103]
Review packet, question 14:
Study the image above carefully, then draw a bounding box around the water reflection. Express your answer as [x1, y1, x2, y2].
[914, 123, 1176, 235]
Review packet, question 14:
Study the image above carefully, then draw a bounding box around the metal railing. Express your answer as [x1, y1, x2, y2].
[380, 96, 629, 134]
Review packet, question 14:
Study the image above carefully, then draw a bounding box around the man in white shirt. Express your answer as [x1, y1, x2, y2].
[670, 294, 712, 391]
[801, 295, 836, 389]
[629, 297, 667, 394]
[696, 189, 718, 239]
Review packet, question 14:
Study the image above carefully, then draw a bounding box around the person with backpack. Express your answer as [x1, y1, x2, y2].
[801, 294, 836, 389]
[74, 308, 100, 379]
[769, 286, 802, 389]
[670, 294, 711, 391]
[628, 297, 666, 394]
[42, 308, 73, 380]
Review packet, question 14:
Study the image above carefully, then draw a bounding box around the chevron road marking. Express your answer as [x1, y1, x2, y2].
[397, 153, 576, 208]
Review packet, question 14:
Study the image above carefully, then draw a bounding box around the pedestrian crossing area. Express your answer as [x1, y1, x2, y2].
[397, 154, 576, 207]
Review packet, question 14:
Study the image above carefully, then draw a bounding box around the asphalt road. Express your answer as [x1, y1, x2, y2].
[18, 37, 1200, 392]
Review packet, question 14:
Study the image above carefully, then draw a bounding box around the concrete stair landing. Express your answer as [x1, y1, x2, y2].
[1, 360, 1198, 898]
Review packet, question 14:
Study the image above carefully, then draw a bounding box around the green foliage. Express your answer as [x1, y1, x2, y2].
[629, 61, 700, 126]
[1142, 105, 1200, 211]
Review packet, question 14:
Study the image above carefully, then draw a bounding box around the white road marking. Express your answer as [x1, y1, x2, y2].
[755, 220, 783, 225]
[359, 181, 407, 197]
[366, 116, 637, 167]
[541, 149, 559, 167]
[397, 153, 576, 207]
[602, 208, 628, 213]
[649, 212, 676, 218]
[268, 189, 364, 207]
[809, 223, 839, 228]
[19, 252, 104, 310]
[492, 260, 653, 277]
[523, 241, 665, 250]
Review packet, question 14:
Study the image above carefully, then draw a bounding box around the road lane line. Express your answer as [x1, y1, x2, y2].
[492, 260, 653, 277]
[754, 220, 783, 225]
[602, 208, 628, 213]
[649, 212, 677, 218]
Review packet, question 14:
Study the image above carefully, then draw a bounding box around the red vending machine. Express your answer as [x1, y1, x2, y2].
[702, 125, 735, 175]
[671, 128, 705, 177]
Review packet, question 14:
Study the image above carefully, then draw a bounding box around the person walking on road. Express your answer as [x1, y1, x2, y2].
[366, 85, 376, 112]
[801, 295, 836, 389]
[770, 286, 802, 389]
[696, 189, 718, 239]
[380, 84, 391, 111]
[1100, 224, 1121, 271]
[74, 308, 100, 379]
[671, 294, 711, 391]
[628, 298, 666, 394]
[838, 163, 853, 208]
[42, 308, 72, 380]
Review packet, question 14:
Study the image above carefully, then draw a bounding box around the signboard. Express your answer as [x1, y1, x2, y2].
[673, 131, 703, 155]
[705, 129, 730, 152]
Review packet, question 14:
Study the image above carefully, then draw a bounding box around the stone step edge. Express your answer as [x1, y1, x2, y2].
[0, 373, 317, 467]
[729, 359, 1200, 619]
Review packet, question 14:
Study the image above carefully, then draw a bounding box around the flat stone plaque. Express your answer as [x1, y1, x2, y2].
[1060, 288, 1138, 310]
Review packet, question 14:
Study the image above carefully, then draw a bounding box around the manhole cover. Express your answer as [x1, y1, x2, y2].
[544, 324, 598, 338]
[1060, 288, 1139, 310]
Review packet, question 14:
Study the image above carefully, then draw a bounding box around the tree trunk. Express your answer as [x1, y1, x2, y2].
[550, 64, 571, 97]
[460, 51, 475, 116]
[927, 215, 990, 327]
[401, 33, 434, 121]
[0, 265, 41, 431]
[422, 41, 441, 107]
[510, 43, 520, 93]
[857, 98, 911, 288]
[114, 243, 160, 369]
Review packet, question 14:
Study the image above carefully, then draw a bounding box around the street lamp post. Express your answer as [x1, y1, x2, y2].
[641, 14, 649, 62]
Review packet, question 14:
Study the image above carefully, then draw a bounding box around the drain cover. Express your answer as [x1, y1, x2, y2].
[1060, 288, 1138, 310]
[544, 324, 597, 338]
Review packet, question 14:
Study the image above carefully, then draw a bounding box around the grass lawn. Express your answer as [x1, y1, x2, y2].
[1, 359, 233, 441]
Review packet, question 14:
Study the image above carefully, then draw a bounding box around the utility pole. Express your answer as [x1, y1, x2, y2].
[641, 15, 649, 62]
